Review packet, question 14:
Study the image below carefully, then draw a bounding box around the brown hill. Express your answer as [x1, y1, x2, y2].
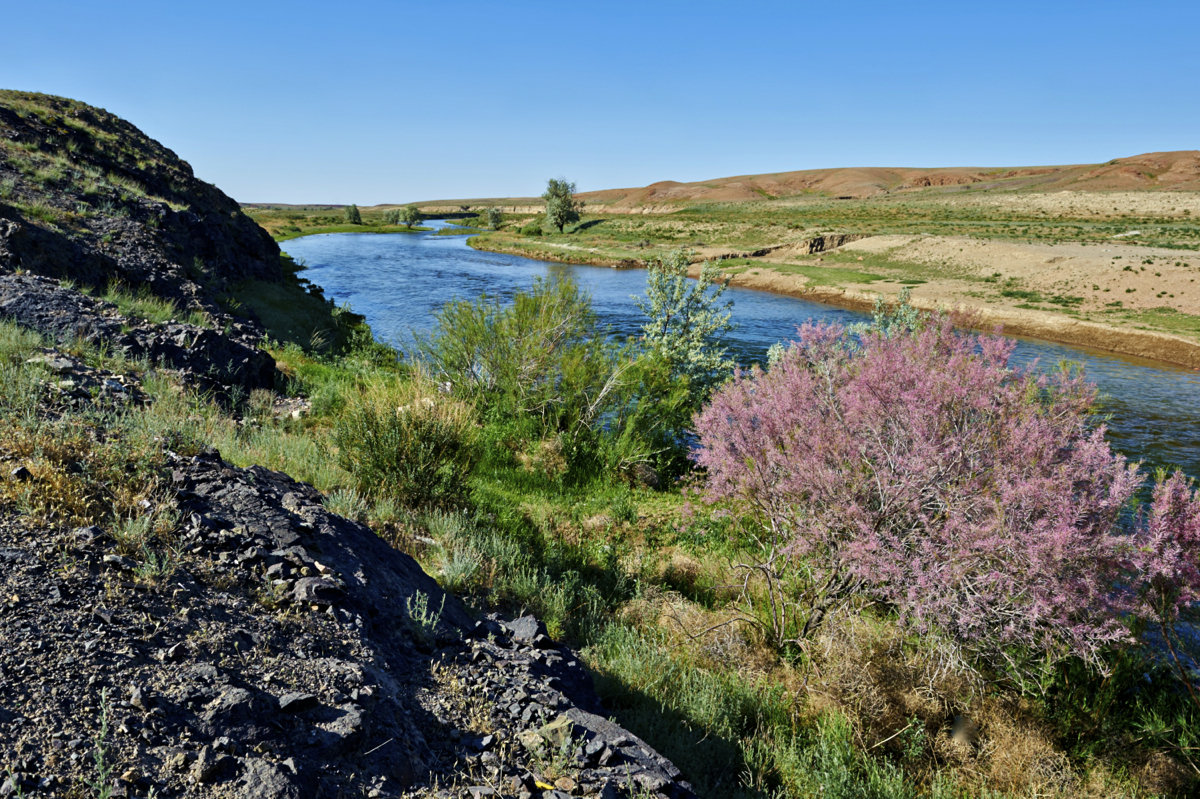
[575, 150, 1200, 207]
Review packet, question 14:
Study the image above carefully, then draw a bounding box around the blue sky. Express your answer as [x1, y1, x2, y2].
[3, 1, 1197, 204]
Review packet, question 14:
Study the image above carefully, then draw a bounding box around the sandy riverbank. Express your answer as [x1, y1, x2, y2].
[471, 235, 1200, 370]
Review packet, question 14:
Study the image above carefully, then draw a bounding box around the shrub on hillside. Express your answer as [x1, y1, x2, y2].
[693, 313, 1186, 673]
[333, 375, 477, 509]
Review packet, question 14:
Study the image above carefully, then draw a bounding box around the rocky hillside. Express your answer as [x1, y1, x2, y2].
[0, 447, 693, 798]
[0, 90, 285, 394]
[0, 92, 694, 798]
[0, 91, 281, 303]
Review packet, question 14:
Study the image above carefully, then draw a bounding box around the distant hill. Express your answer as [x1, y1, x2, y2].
[417, 151, 1200, 211]
[582, 151, 1200, 206]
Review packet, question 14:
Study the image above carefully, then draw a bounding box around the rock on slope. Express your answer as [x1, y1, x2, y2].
[1, 446, 693, 798]
[0, 92, 694, 798]
[0, 91, 280, 302]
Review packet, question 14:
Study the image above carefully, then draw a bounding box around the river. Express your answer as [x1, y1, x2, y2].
[281, 223, 1200, 477]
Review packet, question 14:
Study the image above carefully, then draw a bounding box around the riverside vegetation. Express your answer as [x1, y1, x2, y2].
[2, 91, 1199, 797]
[305, 159, 1200, 367]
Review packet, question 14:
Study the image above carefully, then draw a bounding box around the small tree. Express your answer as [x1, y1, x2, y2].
[385, 209, 401, 225]
[344, 204, 362, 225]
[401, 205, 422, 229]
[542, 178, 581, 233]
[636, 249, 733, 409]
[485, 206, 504, 230]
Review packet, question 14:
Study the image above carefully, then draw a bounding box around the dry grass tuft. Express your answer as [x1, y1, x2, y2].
[515, 436, 567, 480]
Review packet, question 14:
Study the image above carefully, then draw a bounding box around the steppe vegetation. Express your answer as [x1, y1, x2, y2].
[246, 175, 1200, 364]
[19, 257, 1196, 798]
[252, 286, 1200, 797]
[6, 89, 1200, 796]
[244, 202, 431, 240]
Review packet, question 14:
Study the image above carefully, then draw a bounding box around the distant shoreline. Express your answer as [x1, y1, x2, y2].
[468, 236, 1200, 371]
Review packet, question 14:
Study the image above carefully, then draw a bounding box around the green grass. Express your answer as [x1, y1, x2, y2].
[101, 283, 208, 326]
[767, 263, 885, 286]
[1102, 306, 1200, 340]
[242, 203, 434, 241]
[716, 258, 886, 286]
[273, 223, 429, 242]
[434, 225, 489, 236]
[0, 280, 1191, 798]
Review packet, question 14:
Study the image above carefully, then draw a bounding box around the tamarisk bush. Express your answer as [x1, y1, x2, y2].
[1129, 470, 1200, 704]
[694, 316, 1157, 669]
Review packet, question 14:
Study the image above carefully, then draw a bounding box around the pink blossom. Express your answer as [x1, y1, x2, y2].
[693, 316, 1178, 667]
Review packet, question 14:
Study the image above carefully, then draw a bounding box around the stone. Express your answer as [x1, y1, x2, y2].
[315, 704, 363, 753]
[102, 554, 136, 571]
[237, 758, 301, 799]
[503, 615, 547, 643]
[291, 576, 343, 605]
[597, 781, 622, 799]
[191, 745, 235, 784]
[129, 685, 150, 711]
[0, 775, 21, 798]
[538, 714, 574, 748]
[277, 692, 318, 713]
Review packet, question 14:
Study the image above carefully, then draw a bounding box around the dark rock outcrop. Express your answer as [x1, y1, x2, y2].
[0, 445, 694, 798]
[0, 92, 282, 303]
[0, 272, 276, 392]
[0, 92, 287, 394]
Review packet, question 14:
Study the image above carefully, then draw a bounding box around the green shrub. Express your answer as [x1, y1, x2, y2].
[416, 277, 631, 479]
[333, 375, 478, 509]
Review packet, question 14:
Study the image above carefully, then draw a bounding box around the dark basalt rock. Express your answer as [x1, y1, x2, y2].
[0, 272, 277, 392]
[0, 445, 694, 797]
[0, 93, 282, 303]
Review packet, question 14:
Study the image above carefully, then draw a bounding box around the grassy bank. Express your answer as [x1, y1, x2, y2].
[456, 198, 1200, 367]
[243, 203, 430, 240]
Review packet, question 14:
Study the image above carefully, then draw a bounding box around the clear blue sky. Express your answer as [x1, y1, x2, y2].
[4, 1, 1197, 204]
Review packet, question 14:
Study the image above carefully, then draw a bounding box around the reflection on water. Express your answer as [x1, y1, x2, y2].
[283, 223, 1200, 477]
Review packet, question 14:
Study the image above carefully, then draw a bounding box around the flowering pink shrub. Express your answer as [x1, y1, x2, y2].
[694, 317, 1155, 667]
[1133, 472, 1200, 612]
[1129, 471, 1200, 697]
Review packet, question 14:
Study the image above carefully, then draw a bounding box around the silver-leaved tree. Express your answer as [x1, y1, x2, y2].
[637, 249, 733, 409]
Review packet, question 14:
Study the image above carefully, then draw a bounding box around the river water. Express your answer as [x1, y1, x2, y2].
[282, 223, 1200, 477]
